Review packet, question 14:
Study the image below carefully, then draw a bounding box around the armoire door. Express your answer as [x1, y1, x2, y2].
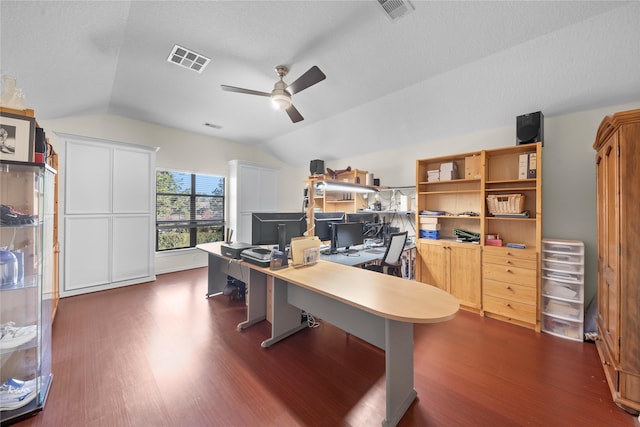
[595, 133, 620, 360]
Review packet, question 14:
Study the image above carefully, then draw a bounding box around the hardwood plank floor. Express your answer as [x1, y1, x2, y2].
[12, 268, 638, 427]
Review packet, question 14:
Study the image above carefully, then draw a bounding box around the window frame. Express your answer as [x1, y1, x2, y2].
[155, 169, 225, 252]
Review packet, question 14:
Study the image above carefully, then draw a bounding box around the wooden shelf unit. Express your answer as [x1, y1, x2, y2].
[305, 168, 369, 236]
[415, 144, 542, 329]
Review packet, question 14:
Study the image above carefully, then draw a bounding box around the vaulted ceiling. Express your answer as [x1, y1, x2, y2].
[2, 1, 639, 166]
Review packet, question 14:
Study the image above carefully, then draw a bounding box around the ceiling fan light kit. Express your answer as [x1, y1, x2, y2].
[221, 64, 326, 123]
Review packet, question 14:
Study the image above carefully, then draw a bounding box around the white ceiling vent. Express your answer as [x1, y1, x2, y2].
[167, 44, 210, 73]
[377, 0, 415, 22]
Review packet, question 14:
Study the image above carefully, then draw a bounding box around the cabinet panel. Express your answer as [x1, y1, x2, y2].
[483, 253, 537, 270]
[112, 216, 152, 281]
[64, 216, 111, 291]
[418, 241, 480, 309]
[482, 264, 536, 287]
[65, 141, 111, 214]
[113, 149, 152, 213]
[418, 241, 447, 292]
[483, 295, 536, 324]
[484, 279, 537, 304]
[449, 244, 481, 309]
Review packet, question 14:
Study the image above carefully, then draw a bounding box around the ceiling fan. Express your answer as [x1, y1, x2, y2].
[221, 65, 326, 123]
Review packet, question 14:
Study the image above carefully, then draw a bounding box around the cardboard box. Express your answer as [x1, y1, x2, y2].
[465, 156, 481, 180]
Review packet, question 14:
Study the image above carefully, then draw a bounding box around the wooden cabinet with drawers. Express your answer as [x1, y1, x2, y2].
[416, 144, 542, 329]
[482, 246, 538, 327]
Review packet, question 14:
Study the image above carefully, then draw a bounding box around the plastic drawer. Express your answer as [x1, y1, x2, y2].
[542, 259, 584, 273]
[542, 269, 582, 283]
[542, 279, 583, 302]
[542, 296, 583, 321]
[542, 242, 584, 255]
[542, 316, 582, 341]
[542, 252, 583, 263]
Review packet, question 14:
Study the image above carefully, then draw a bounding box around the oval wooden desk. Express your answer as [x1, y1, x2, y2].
[197, 242, 459, 427]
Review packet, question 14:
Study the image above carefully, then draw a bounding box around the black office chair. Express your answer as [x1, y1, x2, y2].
[365, 231, 408, 277]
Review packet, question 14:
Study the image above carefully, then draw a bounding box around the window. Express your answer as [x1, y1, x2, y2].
[156, 170, 225, 251]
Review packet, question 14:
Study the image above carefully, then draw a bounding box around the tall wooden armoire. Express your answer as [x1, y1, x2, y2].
[593, 108, 640, 415]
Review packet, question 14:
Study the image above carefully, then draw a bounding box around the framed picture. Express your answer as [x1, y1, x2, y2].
[0, 111, 35, 162]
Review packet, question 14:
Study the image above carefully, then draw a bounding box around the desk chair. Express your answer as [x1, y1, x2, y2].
[365, 231, 408, 277]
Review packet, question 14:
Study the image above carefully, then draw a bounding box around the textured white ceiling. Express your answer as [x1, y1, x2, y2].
[1, 1, 639, 166]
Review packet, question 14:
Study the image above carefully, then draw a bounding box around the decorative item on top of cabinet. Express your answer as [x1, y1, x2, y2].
[1, 160, 55, 425]
[593, 108, 640, 415]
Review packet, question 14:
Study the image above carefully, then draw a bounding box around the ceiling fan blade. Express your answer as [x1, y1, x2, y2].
[286, 66, 326, 95]
[221, 85, 271, 97]
[285, 104, 304, 123]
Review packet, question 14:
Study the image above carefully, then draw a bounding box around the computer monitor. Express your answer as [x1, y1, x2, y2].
[251, 212, 307, 251]
[346, 212, 378, 224]
[331, 222, 364, 253]
[314, 211, 345, 241]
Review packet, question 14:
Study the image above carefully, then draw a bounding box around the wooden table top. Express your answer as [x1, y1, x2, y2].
[198, 242, 459, 324]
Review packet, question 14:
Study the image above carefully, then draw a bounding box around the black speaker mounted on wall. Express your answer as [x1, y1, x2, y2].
[310, 159, 325, 175]
[516, 111, 544, 146]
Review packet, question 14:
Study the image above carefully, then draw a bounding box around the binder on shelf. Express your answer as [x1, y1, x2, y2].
[527, 153, 537, 179]
[519, 153, 528, 180]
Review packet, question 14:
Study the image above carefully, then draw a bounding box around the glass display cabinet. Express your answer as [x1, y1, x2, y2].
[1, 160, 54, 425]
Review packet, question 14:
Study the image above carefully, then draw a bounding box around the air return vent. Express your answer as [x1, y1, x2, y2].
[167, 44, 210, 73]
[377, 0, 415, 21]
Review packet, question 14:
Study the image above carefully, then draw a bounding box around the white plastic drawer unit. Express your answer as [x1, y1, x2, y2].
[540, 238, 585, 341]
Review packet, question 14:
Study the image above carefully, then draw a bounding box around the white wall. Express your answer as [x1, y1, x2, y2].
[277, 101, 640, 306]
[41, 113, 286, 275]
[42, 102, 640, 305]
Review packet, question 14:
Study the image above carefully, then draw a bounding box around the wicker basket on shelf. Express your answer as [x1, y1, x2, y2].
[487, 194, 525, 215]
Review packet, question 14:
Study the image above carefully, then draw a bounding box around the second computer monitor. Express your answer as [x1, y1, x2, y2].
[346, 212, 378, 224]
[332, 222, 364, 253]
[314, 211, 345, 241]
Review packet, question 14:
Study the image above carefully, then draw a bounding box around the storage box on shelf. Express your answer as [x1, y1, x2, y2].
[540, 239, 584, 341]
[1, 161, 54, 425]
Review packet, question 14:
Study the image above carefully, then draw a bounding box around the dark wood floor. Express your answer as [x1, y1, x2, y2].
[12, 267, 637, 427]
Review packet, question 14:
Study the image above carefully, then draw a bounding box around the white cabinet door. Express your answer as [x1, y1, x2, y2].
[65, 216, 111, 291]
[58, 133, 157, 296]
[65, 142, 111, 214]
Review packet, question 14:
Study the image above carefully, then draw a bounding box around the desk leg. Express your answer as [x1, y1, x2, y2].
[205, 253, 228, 297]
[261, 277, 306, 348]
[383, 319, 416, 427]
[237, 269, 267, 330]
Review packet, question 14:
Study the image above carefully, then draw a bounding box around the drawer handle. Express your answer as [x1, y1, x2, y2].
[505, 260, 512, 264]
[506, 285, 512, 290]
[505, 303, 512, 307]
[505, 268, 512, 273]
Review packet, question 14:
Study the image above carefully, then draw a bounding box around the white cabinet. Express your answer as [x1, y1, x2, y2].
[541, 239, 585, 341]
[56, 133, 158, 296]
[228, 160, 278, 244]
